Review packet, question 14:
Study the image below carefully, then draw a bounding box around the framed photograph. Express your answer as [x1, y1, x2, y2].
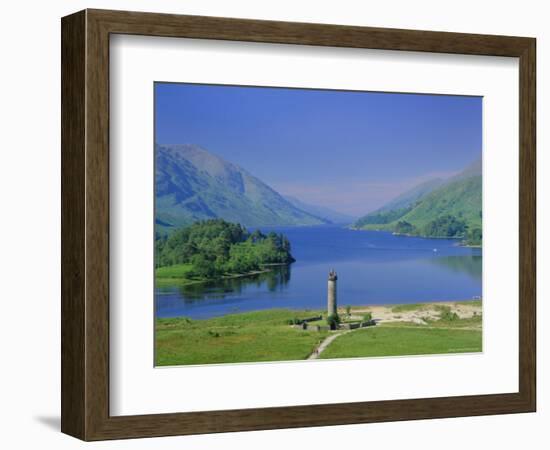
[61, 9, 536, 440]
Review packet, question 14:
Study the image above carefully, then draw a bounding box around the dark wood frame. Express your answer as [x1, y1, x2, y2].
[61, 8, 536, 441]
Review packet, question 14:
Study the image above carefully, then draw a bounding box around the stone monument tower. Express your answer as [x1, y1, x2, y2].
[327, 269, 338, 316]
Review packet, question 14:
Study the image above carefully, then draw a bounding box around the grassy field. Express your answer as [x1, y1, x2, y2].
[391, 303, 427, 313]
[381, 315, 482, 329]
[155, 262, 272, 287]
[155, 302, 482, 366]
[155, 263, 195, 279]
[320, 326, 481, 359]
[155, 263, 206, 287]
[156, 309, 329, 366]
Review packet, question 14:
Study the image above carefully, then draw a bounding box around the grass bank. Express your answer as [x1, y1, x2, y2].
[319, 326, 481, 359]
[155, 263, 204, 287]
[155, 263, 272, 287]
[155, 301, 482, 366]
[156, 309, 329, 366]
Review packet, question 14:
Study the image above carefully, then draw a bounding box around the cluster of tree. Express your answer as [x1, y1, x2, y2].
[155, 219, 295, 278]
[390, 214, 481, 246]
[422, 214, 468, 238]
[394, 220, 416, 235]
[464, 227, 482, 246]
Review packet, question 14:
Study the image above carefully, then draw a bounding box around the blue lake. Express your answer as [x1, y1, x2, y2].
[155, 226, 482, 320]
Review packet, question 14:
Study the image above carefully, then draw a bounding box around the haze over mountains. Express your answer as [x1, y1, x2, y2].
[353, 158, 482, 243]
[155, 143, 481, 244]
[156, 144, 334, 231]
[284, 195, 356, 224]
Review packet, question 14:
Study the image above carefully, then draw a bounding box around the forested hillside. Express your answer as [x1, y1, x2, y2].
[353, 159, 482, 245]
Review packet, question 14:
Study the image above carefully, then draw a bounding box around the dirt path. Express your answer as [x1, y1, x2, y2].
[308, 330, 352, 360]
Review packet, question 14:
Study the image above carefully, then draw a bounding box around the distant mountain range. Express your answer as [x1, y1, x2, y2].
[353, 158, 482, 244]
[156, 144, 340, 232]
[284, 195, 356, 224]
[155, 143, 480, 242]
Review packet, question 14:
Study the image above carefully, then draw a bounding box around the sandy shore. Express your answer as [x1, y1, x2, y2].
[344, 300, 482, 326]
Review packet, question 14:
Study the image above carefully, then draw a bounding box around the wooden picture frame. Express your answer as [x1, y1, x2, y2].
[61, 9, 536, 441]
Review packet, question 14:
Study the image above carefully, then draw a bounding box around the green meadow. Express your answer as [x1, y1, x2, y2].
[319, 326, 481, 359]
[155, 304, 482, 366]
[155, 263, 202, 286]
[155, 309, 329, 366]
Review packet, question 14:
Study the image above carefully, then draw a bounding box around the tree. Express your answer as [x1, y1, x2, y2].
[190, 254, 216, 278]
[394, 220, 415, 234]
[423, 215, 467, 238]
[281, 236, 291, 252]
[326, 313, 340, 330]
[248, 229, 265, 243]
[466, 227, 482, 245]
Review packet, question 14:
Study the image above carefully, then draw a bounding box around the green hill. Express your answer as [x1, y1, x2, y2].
[375, 178, 445, 213]
[398, 175, 481, 231]
[353, 159, 482, 245]
[156, 144, 326, 233]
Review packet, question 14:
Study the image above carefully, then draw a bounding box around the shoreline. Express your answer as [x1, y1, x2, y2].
[155, 264, 290, 287]
[350, 226, 482, 248]
[156, 226, 481, 289]
[156, 298, 482, 322]
[347, 297, 481, 308]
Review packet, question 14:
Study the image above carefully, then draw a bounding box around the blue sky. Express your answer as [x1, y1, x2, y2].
[155, 83, 482, 216]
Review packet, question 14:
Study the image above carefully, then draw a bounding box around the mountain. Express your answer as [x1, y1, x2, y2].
[450, 158, 481, 181]
[284, 195, 356, 224]
[396, 174, 482, 230]
[352, 177, 445, 229]
[375, 178, 446, 213]
[155, 144, 327, 232]
[352, 158, 482, 244]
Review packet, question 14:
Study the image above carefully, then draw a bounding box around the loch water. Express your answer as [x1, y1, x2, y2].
[155, 226, 482, 320]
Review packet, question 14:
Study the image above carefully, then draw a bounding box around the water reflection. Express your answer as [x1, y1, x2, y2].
[157, 265, 291, 303]
[429, 255, 482, 280]
[155, 227, 482, 319]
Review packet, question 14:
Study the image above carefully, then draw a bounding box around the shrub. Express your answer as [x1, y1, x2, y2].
[440, 309, 459, 321]
[326, 313, 341, 330]
[362, 312, 373, 322]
